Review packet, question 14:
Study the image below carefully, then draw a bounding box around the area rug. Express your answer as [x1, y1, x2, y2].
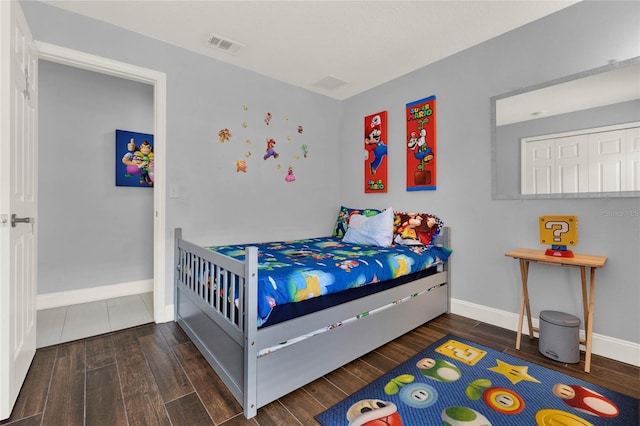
[315, 334, 638, 426]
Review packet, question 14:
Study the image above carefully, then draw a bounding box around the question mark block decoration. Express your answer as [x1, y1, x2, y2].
[540, 215, 578, 257]
[435, 339, 487, 366]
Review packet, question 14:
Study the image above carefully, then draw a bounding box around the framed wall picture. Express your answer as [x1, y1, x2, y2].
[115, 129, 154, 187]
[364, 111, 388, 193]
[406, 96, 437, 191]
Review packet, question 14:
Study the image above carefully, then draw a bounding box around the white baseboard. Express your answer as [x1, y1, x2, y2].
[37, 279, 154, 311]
[451, 298, 640, 367]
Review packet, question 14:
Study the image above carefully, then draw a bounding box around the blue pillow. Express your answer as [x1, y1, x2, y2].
[342, 207, 394, 247]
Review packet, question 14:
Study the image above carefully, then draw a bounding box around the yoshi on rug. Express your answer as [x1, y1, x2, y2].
[315, 334, 638, 426]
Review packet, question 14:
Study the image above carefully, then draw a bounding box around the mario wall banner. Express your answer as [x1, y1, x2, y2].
[406, 96, 436, 191]
[364, 111, 388, 193]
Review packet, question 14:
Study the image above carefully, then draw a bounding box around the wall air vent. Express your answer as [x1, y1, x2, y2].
[207, 33, 244, 55]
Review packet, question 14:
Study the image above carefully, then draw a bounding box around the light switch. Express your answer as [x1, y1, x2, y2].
[169, 184, 180, 198]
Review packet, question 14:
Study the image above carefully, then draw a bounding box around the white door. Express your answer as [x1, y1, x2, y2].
[0, 0, 37, 420]
[522, 139, 554, 194]
[589, 129, 626, 192]
[556, 135, 588, 193]
[625, 127, 640, 191]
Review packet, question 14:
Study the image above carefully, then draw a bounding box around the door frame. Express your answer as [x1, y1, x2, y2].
[34, 41, 168, 322]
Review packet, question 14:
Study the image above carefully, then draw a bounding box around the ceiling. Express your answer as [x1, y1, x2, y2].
[40, 0, 578, 100]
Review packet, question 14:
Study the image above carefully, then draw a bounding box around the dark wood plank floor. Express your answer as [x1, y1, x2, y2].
[2, 313, 638, 425]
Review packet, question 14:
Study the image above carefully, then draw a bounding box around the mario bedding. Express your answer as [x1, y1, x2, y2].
[206, 237, 452, 326]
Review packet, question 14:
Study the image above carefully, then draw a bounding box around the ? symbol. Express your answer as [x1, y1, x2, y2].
[545, 221, 569, 242]
[446, 344, 479, 361]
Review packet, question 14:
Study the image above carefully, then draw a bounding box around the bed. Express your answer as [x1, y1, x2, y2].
[173, 208, 452, 418]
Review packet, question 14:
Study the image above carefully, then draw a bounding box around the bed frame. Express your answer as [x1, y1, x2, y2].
[174, 227, 451, 418]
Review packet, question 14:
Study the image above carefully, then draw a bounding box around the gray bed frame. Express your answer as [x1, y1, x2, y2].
[174, 227, 451, 418]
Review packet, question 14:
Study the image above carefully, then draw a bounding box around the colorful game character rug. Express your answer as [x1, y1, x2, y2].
[315, 335, 638, 426]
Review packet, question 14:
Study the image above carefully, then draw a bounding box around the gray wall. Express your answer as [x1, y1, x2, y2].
[22, 1, 640, 344]
[38, 60, 154, 293]
[340, 1, 640, 343]
[21, 1, 342, 300]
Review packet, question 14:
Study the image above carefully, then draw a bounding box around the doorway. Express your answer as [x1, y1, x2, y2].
[35, 41, 168, 326]
[36, 60, 155, 346]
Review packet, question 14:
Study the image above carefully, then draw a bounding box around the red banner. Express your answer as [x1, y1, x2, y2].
[406, 96, 436, 191]
[364, 111, 388, 193]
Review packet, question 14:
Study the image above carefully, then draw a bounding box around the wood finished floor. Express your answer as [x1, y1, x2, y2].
[2, 313, 638, 425]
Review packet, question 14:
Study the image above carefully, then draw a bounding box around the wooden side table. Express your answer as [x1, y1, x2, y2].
[505, 248, 607, 373]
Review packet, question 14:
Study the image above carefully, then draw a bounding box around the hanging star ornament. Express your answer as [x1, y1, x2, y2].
[488, 359, 541, 385]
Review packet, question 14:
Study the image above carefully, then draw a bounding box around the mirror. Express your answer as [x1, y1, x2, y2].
[491, 56, 640, 199]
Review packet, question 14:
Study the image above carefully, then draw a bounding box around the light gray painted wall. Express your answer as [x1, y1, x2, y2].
[21, 1, 342, 300]
[340, 1, 640, 343]
[38, 60, 154, 293]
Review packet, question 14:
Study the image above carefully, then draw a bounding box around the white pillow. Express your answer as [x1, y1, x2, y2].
[342, 207, 394, 247]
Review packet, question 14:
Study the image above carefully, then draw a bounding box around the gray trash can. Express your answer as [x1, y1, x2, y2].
[538, 310, 580, 363]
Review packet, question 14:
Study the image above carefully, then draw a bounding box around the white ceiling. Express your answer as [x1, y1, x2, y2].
[41, 0, 579, 100]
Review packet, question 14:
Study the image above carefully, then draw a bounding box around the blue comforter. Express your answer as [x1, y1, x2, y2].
[207, 237, 452, 325]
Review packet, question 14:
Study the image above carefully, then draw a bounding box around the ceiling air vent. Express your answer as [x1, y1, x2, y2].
[208, 33, 244, 55]
[313, 75, 349, 90]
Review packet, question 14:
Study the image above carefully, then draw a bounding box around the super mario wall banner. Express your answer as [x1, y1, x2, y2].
[364, 111, 388, 193]
[406, 96, 436, 191]
[116, 129, 154, 187]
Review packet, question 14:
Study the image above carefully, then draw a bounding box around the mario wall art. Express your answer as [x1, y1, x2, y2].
[364, 111, 388, 193]
[406, 95, 437, 191]
[116, 129, 155, 188]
